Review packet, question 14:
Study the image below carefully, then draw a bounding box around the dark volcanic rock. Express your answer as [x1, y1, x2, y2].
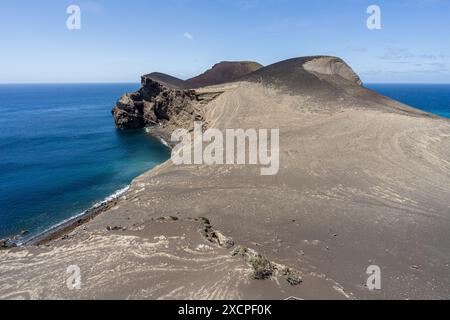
[144, 72, 186, 89]
[112, 76, 198, 130]
[112, 94, 146, 129]
[0, 238, 17, 250]
[112, 61, 262, 130]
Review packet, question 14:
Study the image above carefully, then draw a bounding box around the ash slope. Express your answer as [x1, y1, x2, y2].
[2, 56, 450, 300]
[185, 61, 263, 88]
[144, 61, 263, 90]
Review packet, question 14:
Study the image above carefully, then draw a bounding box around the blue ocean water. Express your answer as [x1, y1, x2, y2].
[366, 84, 450, 118]
[0, 84, 170, 240]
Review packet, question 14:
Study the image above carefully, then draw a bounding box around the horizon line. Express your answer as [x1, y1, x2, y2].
[0, 82, 141, 85]
[1, 82, 450, 85]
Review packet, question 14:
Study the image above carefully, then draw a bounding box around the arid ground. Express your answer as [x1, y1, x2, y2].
[1, 57, 449, 300]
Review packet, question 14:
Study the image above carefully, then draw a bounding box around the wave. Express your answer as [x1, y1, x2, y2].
[158, 137, 171, 148]
[145, 127, 172, 149]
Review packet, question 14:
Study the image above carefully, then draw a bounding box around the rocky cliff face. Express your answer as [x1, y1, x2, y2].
[112, 76, 198, 130]
[112, 61, 262, 131]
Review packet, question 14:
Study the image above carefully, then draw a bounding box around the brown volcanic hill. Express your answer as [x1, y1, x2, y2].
[141, 61, 263, 90]
[241, 56, 361, 96]
[185, 61, 263, 88]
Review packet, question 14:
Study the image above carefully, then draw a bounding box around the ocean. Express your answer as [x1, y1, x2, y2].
[366, 84, 450, 118]
[0, 84, 170, 241]
[0, 83, 449, 242]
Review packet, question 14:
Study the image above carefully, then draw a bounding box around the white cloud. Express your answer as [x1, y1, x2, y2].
[379, 48, 415, 60]
[183, 32, 194, 40]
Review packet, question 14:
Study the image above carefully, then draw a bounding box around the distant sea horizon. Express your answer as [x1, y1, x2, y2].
[0, 83, 449, 241]
[366, 83, 450, 119]
[1, 82, 449, 84]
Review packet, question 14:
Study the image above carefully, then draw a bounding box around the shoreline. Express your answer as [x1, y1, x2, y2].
[20, 128, 173, 247]
[21, 186, 130, 246]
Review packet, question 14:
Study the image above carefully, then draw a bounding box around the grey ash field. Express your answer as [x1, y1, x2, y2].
[1, 56, 450, 300]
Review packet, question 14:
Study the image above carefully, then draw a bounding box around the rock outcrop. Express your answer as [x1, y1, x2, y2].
[0, 238, 16, 250]
[112, 76, 199, 130]
[112, 61, 262, 131]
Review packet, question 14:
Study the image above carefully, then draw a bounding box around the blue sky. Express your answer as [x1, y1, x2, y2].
[0, 0, 449, 83]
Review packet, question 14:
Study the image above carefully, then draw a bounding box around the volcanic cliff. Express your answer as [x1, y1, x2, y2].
[112, 61, 262, 131]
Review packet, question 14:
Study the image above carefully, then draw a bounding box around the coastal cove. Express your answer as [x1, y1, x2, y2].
[0, 84, 171, 242]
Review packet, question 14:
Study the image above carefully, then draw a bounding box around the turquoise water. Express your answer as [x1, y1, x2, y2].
[0, 84, 170, 240]
[366, 84, 450, 118]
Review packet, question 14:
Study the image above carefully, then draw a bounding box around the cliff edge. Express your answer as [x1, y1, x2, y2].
[112, 61, 262, 130]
